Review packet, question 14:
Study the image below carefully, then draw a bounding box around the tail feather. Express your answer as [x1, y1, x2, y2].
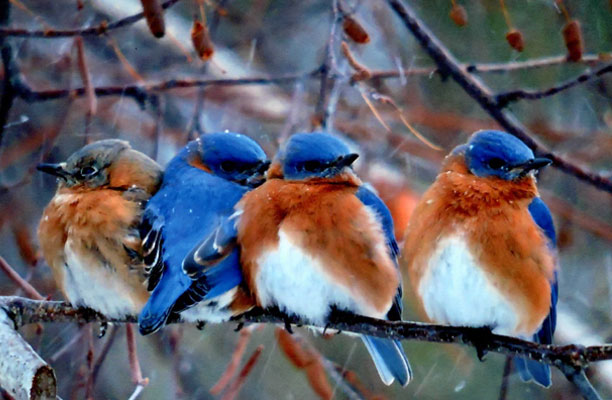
[139, 269, 191, 335]
[361, 335, 412, 386]
[515, 357, 551, 387]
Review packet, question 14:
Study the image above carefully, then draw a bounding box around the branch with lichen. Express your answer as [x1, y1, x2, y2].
[0, 296, 608, 400]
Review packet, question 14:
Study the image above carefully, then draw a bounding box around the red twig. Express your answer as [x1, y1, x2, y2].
[0, 255, 44, 300]
[210, 326, 255, 395]
[386, 0, 612, 195]
[126, 323, 149, 399]
[0, 0, 181, 38]
[74, 36, 96, 117]
[220, 345, 264, 400]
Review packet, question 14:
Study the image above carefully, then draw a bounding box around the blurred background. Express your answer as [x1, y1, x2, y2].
[1, 0, 612, 399]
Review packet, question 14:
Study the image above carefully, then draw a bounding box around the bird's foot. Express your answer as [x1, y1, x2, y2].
[98, 321, 109, 338]
[469, 326, 493, 361]
[196, 321, 206, 331]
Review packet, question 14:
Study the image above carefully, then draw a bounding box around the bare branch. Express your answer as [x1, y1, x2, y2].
[0, 309, 56, 400]
[496, 63, 612, 107]
[385, 0, 612, 195]
[0, 256, 44, 301]
[0, 0, 181, 38]
[1, 297, 609, 372]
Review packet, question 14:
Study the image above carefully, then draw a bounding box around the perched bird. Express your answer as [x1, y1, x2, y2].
[403, 130, 558, 387]
[37, 139, 162, 317]
[138, 132, 270, 335]
[188, 132, 412, 386]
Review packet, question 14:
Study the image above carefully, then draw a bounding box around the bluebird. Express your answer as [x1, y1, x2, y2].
[37, 139, 162, 318]
[403, 130, 557, 387]
[188, 132, 412, 386]
[138, 132, 270, 335]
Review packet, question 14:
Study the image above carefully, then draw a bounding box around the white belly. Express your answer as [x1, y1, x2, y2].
[418, 236, 518, 336]
[180, 289, 237, 323]
[255, 230, 373, 326]
[63, 239, 143, 318]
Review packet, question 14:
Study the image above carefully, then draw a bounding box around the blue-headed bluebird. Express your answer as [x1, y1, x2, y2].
[138, 132, 269, 335]
[37, 139, 162, 318]
[188, 132, 412, 386]
[403, 129, 558, 387]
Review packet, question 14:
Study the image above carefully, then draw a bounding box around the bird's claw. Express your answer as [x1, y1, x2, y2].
[98, 321, 108, 338]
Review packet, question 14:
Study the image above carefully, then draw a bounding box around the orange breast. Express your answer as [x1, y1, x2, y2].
[237, 178, 399, 316]
[402, 156, 556, 335]
[37, 188, 149, 305]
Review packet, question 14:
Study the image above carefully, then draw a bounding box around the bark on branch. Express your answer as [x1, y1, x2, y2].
[0, 308, 56, 400]
[0, 296, 609, 395]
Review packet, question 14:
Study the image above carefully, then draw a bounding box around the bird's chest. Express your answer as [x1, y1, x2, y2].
[417, 235, 520, 336]
[253, 230, 362, 326]
[62, 238, 145, 317]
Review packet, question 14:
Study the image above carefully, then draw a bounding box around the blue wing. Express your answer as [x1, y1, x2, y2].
[355, 185, 411, 386]
[140, 205, 165, 291]
[355, 185, 400, 260]
[138, 169, 247, 335]
[515, 197, 558, 387]
[355, 185, 401, 320]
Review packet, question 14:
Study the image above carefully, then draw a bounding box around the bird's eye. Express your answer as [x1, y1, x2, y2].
[302, 161, 323, 172]
[79, 166, 98, 178]
[487, 158, 506, 170]
[220, 161, 239, 173]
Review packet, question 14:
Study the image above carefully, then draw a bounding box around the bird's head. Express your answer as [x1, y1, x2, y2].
[461, 130, 551, 181]
[37, 139, 160, 190]
[274, 132, 359, 181]
[187, 132, 270, 187]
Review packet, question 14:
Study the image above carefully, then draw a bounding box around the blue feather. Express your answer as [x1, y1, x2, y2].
[138, 161, 248, 335]
[355, 185, 411, 385]
[361, 336, 411, 386]
[514, 197, 558, 387]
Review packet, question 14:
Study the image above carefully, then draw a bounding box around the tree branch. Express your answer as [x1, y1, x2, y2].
[0, 308, 56, 400]
[0, 297, 608, 373]
[385, 0, 612, 195]
[0, 0, 182, 38]
[496, 62, 612, 107]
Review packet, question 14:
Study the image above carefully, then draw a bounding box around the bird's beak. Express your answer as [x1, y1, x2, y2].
[335, 153, 359, 169]
[512, 157, 552, 176]
[257, 160, 271, 174]
[246, 160, 271, 188]
[36, 162, 70, 180]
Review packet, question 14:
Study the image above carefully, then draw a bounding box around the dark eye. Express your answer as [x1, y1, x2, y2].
[220, 161, 240, 173]
[302, 161, 323, 172]
[79, 166, 98, 178]
[487, 158, 506, 170]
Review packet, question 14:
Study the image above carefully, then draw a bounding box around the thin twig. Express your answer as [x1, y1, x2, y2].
[90, 325, 118, 386]
[0, 256, 44, 300]
[385, 0, 612, 195]
[220, 345, 264, 400]
[0, 0, 182, 38]
[498, 356, 512, 400]
[560, 365, 602, 400]
[210, 326, 255, 395]
[126, 324, 148, 386]
[314, 0, 342, 129]
[496, 63, 612, 107]
[14, 70, 321, 109]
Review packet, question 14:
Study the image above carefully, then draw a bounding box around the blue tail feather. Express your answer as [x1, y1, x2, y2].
[515, 356, 551, 387]
[361, 335, 411, 386]
[139, 268, 191, 335]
